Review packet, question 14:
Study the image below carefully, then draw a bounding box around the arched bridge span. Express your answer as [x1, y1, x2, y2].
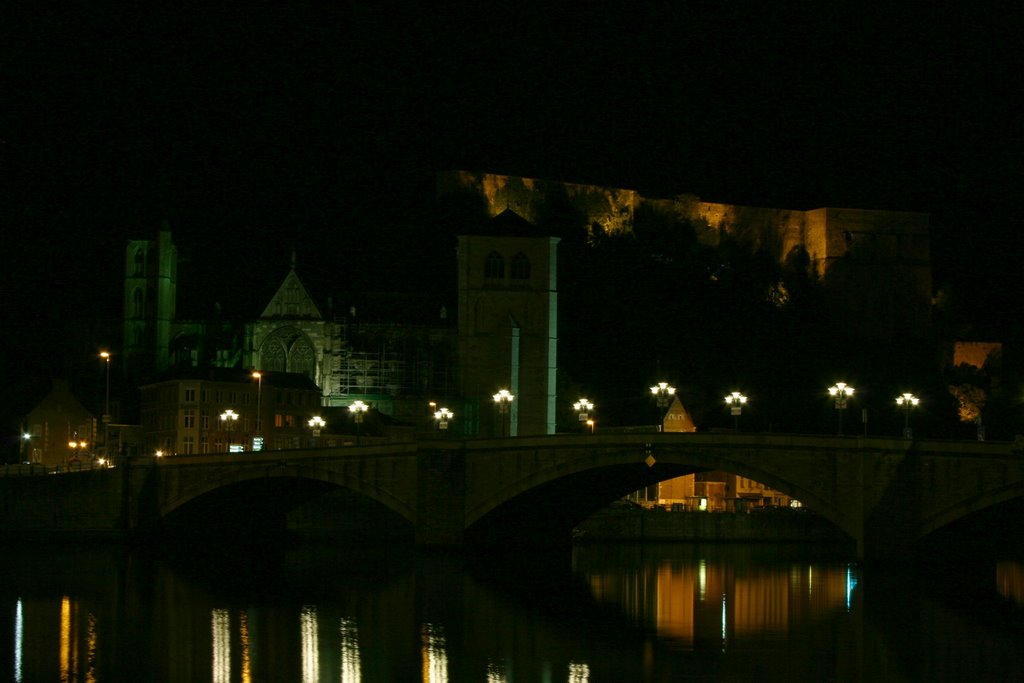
[146, 433, 1024, 559]
[4, 433, 1022, 560]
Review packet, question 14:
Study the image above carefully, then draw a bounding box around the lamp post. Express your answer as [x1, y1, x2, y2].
[99, 350, 111, 458]
[433, 407, 453, 432]
[252, 370, 263, 440]
[220, 409, 239, 451]
[586, 418, 595, 434]
[308, 415, 326, 446]
[895, 393, 919, 438]
[724, 391, 748, 432]
[349, 400, 369, 444]
[573, 398, 593, 433]
[828, 383, 855, 435]
[493, 389, 514, 437]
[650, 382, 676, 407]
[21, 432, 31, 463]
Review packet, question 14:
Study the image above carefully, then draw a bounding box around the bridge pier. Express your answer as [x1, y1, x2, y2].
[415, 446, 467, 549]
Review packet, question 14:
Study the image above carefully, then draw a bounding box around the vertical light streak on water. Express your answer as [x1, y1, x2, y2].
[86, 612, 97, 683]
[60, 596, 71, 682]
[339, 617, 361, 683]
[420, 623, 448, 683]
[211, 609, 231, 683]
[846, 564, 858, 611]
[808, 566, 814, 597]
[300, 605, 319, 683]
[14, 599, 23, 683]
[699, 559, 707, 602]
[485, 658, 506, 682]
[720, 593, 727, 652]
[238, 610, 251, 683]
[568, 661, 590, 682]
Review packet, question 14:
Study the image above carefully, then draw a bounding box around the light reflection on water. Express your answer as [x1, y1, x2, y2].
[3, 543, 1024, 681]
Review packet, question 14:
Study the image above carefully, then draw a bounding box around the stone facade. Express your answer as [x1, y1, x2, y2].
[440, 170, 932, 340]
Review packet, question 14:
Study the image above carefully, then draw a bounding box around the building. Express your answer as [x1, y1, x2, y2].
[22, 379, 98, 468]
[139, 369, 322, 455]
[122, 207, 560, 438]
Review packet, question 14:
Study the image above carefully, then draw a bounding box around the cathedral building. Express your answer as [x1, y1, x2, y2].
[121, 207, 560, 439]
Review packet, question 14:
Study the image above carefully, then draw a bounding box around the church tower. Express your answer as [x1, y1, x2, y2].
[123, 228, 177, 382]
[457, 210, 559, 436]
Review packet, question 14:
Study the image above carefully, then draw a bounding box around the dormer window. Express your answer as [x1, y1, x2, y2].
[485, 251, 505, 279]
[511, 252, 531, 279]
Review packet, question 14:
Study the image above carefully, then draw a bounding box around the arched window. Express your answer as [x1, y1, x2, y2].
[132, 288, 144, 318]
[511, 252, 531, 279]
[485, 251, 504, 279]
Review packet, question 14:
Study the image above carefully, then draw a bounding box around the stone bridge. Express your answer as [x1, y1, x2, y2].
[2, 433, 1022, 560]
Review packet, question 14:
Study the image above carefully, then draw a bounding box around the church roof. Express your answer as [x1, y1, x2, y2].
[260, 268, 323, 320]
[475, 209, 550, 238]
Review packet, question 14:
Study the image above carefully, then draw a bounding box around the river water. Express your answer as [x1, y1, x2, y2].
[2, 540, 1023, 682]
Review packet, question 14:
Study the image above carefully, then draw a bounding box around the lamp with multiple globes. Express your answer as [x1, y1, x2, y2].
[493, 389, 514, 437]
[434, 407, 453, 431]
[724, 391, 748, 432]
[895, 393, 920, 438]
[828, 383, 855, 435]
[650, 382, 676, 409]
[349, 400, 369, 443]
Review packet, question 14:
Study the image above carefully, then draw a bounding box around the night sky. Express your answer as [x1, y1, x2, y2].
[3, 5, 1022, 409]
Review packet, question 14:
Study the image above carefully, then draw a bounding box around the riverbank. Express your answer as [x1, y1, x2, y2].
[575, 505, 850, 544]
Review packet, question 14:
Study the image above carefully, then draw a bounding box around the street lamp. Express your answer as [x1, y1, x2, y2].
[349, 400, 369, 444]
[220, 409, 239, 434]
[99, 350, 111, 457]
[573, 398, 593, 432]
[724, 391, 748, 432]
[252, 371, 262, 435]
[895, 393, 920, 438]
[586, 418, 596, 434]
[433, 407, 453, 431]
[493, 389, 514, 437]
[21, 432, 31, 463]
[308, 415, 326, 445]
[650, 382, 676, 408]
[828, 383, 855, 435]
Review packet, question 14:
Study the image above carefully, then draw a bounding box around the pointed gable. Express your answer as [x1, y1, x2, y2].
[662, 396, 697, 433]
[260, 269, 323, 320]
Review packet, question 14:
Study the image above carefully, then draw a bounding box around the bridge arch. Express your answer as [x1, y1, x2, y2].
[154, 460, 417, 530]
[462, 438, 857, 545]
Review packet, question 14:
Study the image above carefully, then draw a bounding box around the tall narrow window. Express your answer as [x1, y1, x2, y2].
[134, 248, 145, 275]
[485, 251, 505, 279]
[511, 252, 531, 279]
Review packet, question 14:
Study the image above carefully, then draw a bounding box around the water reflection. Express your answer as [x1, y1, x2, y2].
[575, 544, 855, 650]
[997, 561, 1024, 605]
[2, 542, 1024, 681]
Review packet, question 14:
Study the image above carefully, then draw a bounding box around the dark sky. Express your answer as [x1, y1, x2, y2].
[3, 4, 1022, 376]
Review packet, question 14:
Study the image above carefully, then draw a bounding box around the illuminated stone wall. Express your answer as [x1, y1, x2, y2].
[441, 171, 932, 339]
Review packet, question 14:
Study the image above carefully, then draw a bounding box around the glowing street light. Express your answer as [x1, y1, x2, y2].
[585, 418, 596, 434]
[308, 415, 326, 445]
[828, 383, 855, 435]
[100, 350, 111, 458]
[573, 397, 598, 419]
[220, 409, 239, 432]
[251, 370, 263, 433]
[650, 382, 676, 409]
[433, 407, 453, 431]
[349, 400, 369, 444]
[493, 389, 514, 437]
[724, 391, 748, 432]
[21, 432, 31, 463]
[895, 393, 920, 438]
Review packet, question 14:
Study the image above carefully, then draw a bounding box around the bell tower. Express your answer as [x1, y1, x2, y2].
[457, 210, 559, 436]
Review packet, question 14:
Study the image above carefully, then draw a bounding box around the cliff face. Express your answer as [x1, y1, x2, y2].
[440, 170, 932, 340]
